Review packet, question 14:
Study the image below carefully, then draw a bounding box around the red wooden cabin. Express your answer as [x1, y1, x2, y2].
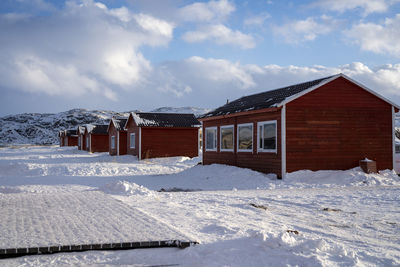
[84, 124, 109, 153]
[199, 74, 400, 178]
[77, 126, 86, 150]
[58, 131, 65, 146]
[58, 130, 78, 147]
[125, 112, 201, 159]
[108, 118, 128, 156]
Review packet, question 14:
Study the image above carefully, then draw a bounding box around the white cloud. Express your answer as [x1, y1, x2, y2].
[0, 0, 174, 100]
[5, 55, 117, 100]
[345, 14, 400, 58]
[178, 0, 235, 22]
[182, 24, 256, 49]
[272, 15, 338, 44]
[144, 57, 400, 109]
[244, 13, 271, 26]
[184, 56, 258, 89]
[311, 0, 392, 15]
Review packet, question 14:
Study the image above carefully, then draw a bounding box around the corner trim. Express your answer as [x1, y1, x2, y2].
[139, 127, 142, 160]
[281, 105, 286, 179]
[117, 131, 120, 156]
[393, 106, 395, 171]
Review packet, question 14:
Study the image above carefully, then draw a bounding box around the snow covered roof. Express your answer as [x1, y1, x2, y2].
[131, 112, 201, 128]
[108, 117, 128, 132]
[86, 124, 108, 134]
[65, 129, 77, 136]
[77, 126, 86, 135]
[200, 73, 400, 119]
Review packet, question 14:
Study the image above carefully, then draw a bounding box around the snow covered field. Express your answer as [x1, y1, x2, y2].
[0, 146, 399, 266]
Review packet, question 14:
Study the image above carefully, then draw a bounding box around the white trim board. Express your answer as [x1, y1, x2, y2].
[393, 106, 396, 171]
[281, 105, 286, 179]
[138, 127, 142, 160]
[237, 123, 254, 153]
[220, 125, 234, 152]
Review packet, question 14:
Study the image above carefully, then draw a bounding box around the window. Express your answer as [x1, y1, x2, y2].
[257, 120, 277, 153]
[237, 123, 253, 152]
[205, 127, 217, 151]
[111, 136, 115, 149]
[86, 136, 89, 149]
[220, 125, 234, 152]
[396, 144, 400, 154]
[130, 133, 135, 149]
[78, 136, 81, 146]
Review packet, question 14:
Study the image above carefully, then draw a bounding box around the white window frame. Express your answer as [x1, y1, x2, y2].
[257, 120, 277, 153]
[237, 123, 253, 152]
[220, 125, 234, 152]
[205, 127, 217, 151]
[111, 135, 115, 150]
[130, 133, 136, 149]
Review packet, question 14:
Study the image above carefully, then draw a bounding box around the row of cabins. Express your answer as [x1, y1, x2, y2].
[60, 74, 400, 177]
[60, 113, 201, 160]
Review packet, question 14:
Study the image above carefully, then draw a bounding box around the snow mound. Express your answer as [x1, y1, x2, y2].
[287, 168, 400, 187]
[183, 231, 358, 266]
[99, 181, 155, 196]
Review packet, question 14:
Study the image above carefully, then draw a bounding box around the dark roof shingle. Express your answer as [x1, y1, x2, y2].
[132, 113, 200, 127]
[201, 75, 337, 118]
[87, 124, 109, 134]
[111, 118, 127, 131]
[65, 129, 77, 136]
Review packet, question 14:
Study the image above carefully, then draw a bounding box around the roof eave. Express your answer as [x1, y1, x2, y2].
[198, 107, 280, 121]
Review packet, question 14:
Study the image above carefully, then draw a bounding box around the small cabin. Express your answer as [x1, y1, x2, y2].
[77, 126, 86, 150]
[58, 130, 78, 147]
[108, 117, 128, 156]
[199, 74, 400, 178]
[58, 131, 65, 146]
[125, 112, 201, 159]
[84, 124, 109, 153]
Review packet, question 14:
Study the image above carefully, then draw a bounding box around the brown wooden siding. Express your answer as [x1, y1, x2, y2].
[89, 134, 109, 153]
[141, 127, 199, 159]
[119, 131, 127, 155]
[109, 123, 128, 156]
[286, 76, 393, 172]
[83, 132, 89, 151]
[126, 116, 139, 157]
[202, 111, 282, 177]
[108, 124, 118, 156]
[66, 136, 78, 146]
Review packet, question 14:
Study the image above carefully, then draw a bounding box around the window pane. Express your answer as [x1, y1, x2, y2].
[221, 127, 233, 150]
[259, 125, 263, 149]
[130, 134, 135, 148]
[263, 123, 276, 150]
[396, 145, 400, 154]
[238, 125, 252, 150]
[206, 128, 215, 149]
[111, 136, 115, 149]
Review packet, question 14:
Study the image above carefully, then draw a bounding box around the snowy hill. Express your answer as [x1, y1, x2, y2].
[0, 107, 209, 145]
[0, 109, 132, 145]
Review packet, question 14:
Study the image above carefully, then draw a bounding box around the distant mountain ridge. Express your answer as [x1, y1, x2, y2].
[0, 107, 209, 145]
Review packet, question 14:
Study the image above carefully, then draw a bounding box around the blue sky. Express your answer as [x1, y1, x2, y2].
[0, 0, 399, 116]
